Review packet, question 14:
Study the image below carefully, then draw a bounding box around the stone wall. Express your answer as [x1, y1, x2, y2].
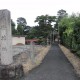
[12, 45, 43, 56]
[0, 45, 43, 64]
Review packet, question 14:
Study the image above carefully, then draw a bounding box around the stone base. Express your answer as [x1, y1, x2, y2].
[0, 64, 24, 80]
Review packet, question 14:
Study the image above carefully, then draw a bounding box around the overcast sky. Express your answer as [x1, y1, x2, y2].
[0, 0, 80, 26]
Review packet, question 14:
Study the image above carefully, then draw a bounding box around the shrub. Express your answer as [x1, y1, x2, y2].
[76, 50, 80, 57]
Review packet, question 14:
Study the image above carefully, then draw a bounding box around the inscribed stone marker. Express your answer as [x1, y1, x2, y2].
[0, 9, 13, 65]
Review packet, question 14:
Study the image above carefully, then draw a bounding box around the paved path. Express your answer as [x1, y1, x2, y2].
[23, 43, 80, 80]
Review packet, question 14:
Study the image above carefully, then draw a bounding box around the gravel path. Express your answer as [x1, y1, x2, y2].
[23, 43, 80, 80]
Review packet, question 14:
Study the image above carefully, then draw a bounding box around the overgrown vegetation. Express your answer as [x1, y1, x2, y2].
[58, 13, 80, 57]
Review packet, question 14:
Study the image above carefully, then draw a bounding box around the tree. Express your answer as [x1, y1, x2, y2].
[17, 17, 27, 35]
[24, 26, 31, 35]
[57, 9, 68, 21]
[11, 19, 17, 35]
[35, 15, 56, 26]
[26, 26, 39, 39]
[35, 15, 56, 38]
[17, 17, 27, 27]
[54, 9, 68, 34]
[58, 16, 74, 45]
[17, 24, 24, 35]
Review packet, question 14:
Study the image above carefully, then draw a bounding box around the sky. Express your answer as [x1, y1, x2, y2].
[0, 0, 80, 26]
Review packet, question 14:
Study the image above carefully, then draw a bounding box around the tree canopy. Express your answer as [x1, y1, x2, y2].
[11, 19, 17, 35]
[54, 9, 68, 30]
[17, 17, 27, 27]
[34, 15, 56, 38]
[17, 17, 28, 35]
[57, 9, 68, 21]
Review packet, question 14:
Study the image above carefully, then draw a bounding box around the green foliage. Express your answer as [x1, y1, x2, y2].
[57, 9, 68, 22]
[17, 17, 27, 35]
[11, 19, 17, 35]
[54, 9, 68, 31]
[22, 26, 31, 35]
[17, 24, 24, 35]
[76, 50, 80, 57]
[35, 15, 56, 38]
[17, 17, 27, 27]
[26, 26, 39, 39]
[58, 13, 80, 57]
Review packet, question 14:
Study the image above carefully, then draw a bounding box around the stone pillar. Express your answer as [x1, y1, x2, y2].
[0, 9, 13, 65]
